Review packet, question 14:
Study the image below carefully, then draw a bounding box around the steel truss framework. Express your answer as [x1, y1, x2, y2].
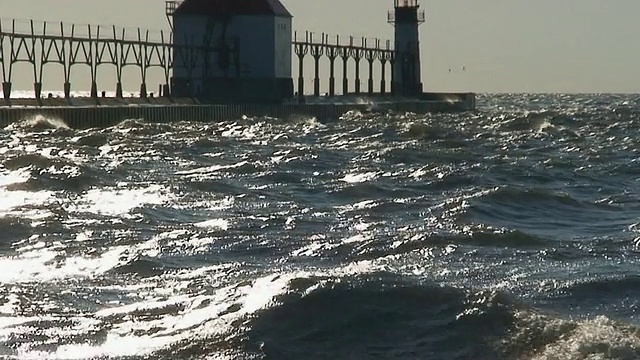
[293, 31, 395, 98]
[0, 18, 234, 100]
[0, 18, 396, 100]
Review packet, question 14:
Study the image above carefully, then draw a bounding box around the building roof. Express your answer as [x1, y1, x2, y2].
[174, 0, 292, 17]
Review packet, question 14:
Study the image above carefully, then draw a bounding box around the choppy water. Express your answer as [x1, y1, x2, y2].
[1, 93, 639, 359]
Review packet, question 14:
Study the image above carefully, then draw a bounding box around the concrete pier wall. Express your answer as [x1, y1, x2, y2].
[0, 94, 475, 129]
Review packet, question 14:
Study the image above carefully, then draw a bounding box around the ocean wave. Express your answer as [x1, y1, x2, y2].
[107, 255, 170, 278]
[504, 312, 640, 360]
[72, 133, 109, 148]
[465, 185, 635, 239]
[558, 276, 640, 301]
[3, 153, 54, 171]
[401, 122, 455, 140]
[242, 274, 640, 360]
[3, 94, 640, 359]
[0, 216, 33, 250]
[5, 261, 640, 359]
[451, 228, 548, 248]
[5, 114, 70, 131]
[245, 277, 513, 359]
[3, 153, 108, 192]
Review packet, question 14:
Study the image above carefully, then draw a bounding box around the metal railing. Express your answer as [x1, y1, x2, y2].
[387, 9, 426, 24]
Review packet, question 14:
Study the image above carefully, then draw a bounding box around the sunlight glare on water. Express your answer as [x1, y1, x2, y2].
[0, 94, 639, 359]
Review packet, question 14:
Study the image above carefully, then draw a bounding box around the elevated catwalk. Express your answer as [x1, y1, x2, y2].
[0, 20, 405, 101]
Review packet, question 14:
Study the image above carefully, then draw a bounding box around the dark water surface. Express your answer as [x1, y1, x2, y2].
[1, 94, 639, 359]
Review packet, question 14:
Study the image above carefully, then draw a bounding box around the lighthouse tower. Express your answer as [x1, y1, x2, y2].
[388, 0, 425, 96]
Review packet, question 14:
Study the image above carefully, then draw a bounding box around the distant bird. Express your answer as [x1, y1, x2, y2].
[462, 65, 466, 71]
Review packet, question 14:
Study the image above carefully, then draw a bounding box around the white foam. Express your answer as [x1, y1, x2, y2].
[194, 218, 230, 231]
[66, 185, 171, 217]
[0, 235, 162, 283]
[340, 171, 379, 183]
[292, 242, 333, 257]
[517, 314, 640, 360]
[22, 114, 70, 130]
[0, 168, 30, 188]
[14, 272, 293, 359]
[12, 258, 385, 359]
[342, 234, 370, 244]
[0, 247, 117, 283]
[172, 196, 235, 211]
[0, 189, 54, 216]
[175, 161, 248, 178]
[335, 200, 379, 214]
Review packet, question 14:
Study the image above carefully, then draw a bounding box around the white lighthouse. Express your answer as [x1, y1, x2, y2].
[388, 0, 425, 96]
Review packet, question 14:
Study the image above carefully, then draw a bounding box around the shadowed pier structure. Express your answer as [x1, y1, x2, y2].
[293, 32, 394, 99]
[0, 18, 400, 105]
[0, 0, 475, 128]
[0, 18, 229, 105]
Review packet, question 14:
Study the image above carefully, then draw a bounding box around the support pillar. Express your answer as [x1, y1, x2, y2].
[353, 44, 364, 95]
[140, 83, 147, 98]
[341, 54, 349, 95]
[2, 82, 11, 100]
[294, 32, 309, 101]
[328, 56, 337, 96]
[310, 42, 324, 97]
[90, 81, 98, 98]
[297, 77, 304, 99]
[365, 48, 377, 95]
[354, 59, 361, 95]
[327, 38, 339, 97]
[380, 56, 388, 95]
[329, 69, 335, 96]
[313, 56, 321, 97]
[116, 82, 123, 98]
[34, 82, 42, 99]
[64, 82, 71, 99]
[367, 57, 375, 95]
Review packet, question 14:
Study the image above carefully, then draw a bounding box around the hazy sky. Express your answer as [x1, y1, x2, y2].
[2, 0, 640, 93]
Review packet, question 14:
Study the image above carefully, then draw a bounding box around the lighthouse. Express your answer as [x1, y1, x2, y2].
[388, 0, 425, 96]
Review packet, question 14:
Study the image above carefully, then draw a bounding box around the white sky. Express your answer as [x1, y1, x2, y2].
[2, 0, 640, 93]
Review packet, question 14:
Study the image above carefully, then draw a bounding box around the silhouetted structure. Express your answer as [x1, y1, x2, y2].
[389, 0, 425, 95]
[0, 0, 470, 106]
[0, 18, 193, 102]
[293, 32, 394, 100]
[168, 0, 293, 103]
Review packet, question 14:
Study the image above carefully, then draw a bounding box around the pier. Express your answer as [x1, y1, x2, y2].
[293, 32, 394, 98]
[0, 18, 221, 103]
[0, 18, 396, 103]
[0, 0, 475, 128]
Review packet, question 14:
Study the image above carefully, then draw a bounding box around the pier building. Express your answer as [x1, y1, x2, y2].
[168, 0, 294, 103]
